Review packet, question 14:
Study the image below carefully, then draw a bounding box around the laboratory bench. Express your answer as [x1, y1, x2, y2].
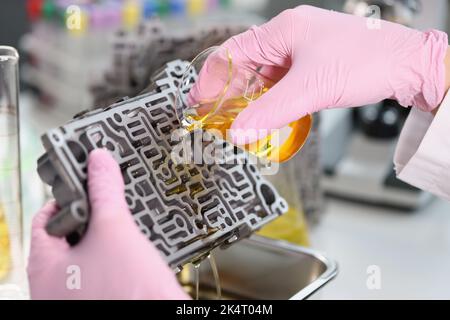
[18, 94, 450, 300]
[310, 197, 450, 299]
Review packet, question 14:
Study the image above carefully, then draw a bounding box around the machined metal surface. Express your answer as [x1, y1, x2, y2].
[90, 15, 323, 225]
[37, 60, 288, 270]
[179, 236, 338, 300]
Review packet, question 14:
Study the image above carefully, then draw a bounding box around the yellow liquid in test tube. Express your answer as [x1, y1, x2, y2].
[188, 0, 207, 16]
[257, 207, 310, 247]
[66, 9, 89, 36]
[185, 91, 312, 163]
[0, 206, 11, 280]
[123, 0, 141, 30]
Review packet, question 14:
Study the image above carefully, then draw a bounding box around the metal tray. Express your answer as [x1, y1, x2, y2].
[178, 236, 338, 300]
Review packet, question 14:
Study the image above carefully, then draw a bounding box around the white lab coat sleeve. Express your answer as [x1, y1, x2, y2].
[394, 91, 450, 201]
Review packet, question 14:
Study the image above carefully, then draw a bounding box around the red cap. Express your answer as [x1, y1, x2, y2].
[26, 0, 44, 21]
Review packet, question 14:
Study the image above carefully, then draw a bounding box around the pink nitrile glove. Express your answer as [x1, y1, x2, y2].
[196, 5, 448, 143]
[27, 149, 190, 300]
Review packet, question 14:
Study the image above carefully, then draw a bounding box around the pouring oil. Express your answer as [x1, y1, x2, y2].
[183, 93, 312, 163]
[190, 253, 222, 300]
[208, 254, 221, 300]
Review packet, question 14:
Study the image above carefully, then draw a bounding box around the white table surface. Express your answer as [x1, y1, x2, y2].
[310, 197, 450, 300]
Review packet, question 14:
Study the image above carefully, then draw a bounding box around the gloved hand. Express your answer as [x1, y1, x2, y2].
[27, 149, 189, 300]
[195, 5, 449, 143]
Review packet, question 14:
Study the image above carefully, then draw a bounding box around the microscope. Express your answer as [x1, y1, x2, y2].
[321, 0, 448, 210]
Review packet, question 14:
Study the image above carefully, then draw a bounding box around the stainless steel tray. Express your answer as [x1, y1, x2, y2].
[178, 235, 338, 300]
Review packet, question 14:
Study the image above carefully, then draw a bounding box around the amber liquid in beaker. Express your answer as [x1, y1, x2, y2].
[184, 93, 312, 163]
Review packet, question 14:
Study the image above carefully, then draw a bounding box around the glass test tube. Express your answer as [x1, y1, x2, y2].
[0, 46, 25, 298]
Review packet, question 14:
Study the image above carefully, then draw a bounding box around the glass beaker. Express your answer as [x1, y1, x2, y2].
[257, 162, 310, 247]
[0, 46, 25, 298]
[175, 46, 312, 163]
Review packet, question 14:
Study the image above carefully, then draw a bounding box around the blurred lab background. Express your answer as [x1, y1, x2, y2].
[1, 0, 450, 299]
